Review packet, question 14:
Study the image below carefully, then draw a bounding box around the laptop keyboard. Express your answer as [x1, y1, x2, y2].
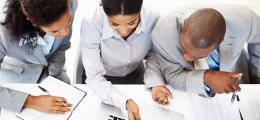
[108, 114, 125, 120]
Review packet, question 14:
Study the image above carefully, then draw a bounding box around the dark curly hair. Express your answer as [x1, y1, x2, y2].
[101, 0, 143, 16]
[1, 0, 70, 52]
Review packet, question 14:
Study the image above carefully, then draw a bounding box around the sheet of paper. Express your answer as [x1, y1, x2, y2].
[16, 76, 86, 120]
[237, 94, 260, 120]
[191, 93, 241, 120]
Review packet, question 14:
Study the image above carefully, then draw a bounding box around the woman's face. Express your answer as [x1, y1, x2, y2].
[107, 13, 140, 38]
[39, 11, 72, 38]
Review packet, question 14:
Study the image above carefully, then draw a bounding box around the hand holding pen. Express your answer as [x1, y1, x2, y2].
[231, 75, 242, 104]
[23, 86, 72, 114]
[38, 86, 67, 107]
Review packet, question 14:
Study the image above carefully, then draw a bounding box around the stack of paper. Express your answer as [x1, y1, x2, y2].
[192, 93, 260, 120]
[237, 94, 260, 120]
[191, 94, 241, 120]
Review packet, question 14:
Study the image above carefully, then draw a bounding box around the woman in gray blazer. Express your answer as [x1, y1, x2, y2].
[0, 0, 77, 114]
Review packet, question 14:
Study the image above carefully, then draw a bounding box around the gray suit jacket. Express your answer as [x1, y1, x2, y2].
[0, 0, 78, 112]
[150, 5, 260, 97]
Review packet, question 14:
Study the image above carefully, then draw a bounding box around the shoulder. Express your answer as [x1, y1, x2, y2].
[213, 5, 258, 36]
[81, 7, 104, 33]
[80, 7, 105, 44]
[142, 7, 160, 17]
[214, 5, 253, 22]
[141, 7, 160, 22]
[152, 11, 181, 41]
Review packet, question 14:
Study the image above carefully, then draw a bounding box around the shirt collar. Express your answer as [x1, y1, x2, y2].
[101, 8, 146, 40]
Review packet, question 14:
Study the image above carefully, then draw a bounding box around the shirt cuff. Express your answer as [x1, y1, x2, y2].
[204, 84, 211, 92]
[111, 88, 131, 110]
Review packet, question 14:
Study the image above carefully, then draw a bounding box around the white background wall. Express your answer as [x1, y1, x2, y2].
[0, 0, 260, 83]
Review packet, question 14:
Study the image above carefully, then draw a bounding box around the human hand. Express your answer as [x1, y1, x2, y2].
[126, 99, 141, 120]
[151, 86, 173, 105]
[24, 95, 72, 114]
[204, 70, 242, 94]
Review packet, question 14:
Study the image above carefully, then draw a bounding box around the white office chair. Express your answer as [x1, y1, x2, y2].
[73, 44, 85, 84]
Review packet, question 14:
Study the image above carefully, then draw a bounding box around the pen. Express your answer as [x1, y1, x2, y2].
[231, 76, 241, 104]
[38, 86, 67, 107]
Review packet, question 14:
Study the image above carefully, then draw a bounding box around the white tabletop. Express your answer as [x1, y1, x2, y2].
[1, 84, 196, 120]
[76, 85, 196, 120]
[1, 84, 258, 120]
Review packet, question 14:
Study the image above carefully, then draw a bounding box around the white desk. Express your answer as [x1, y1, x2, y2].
[1, 84, 196, 120]
[0, 84, 258, 120]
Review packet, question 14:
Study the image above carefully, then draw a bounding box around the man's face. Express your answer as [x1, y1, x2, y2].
[180, 29, 216, 62]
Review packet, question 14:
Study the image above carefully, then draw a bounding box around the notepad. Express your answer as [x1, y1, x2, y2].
[15, 76, 87, 120]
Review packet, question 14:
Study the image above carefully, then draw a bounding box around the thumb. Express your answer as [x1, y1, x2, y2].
[230, 72, 242, 78]
[128, 110, 135, 120]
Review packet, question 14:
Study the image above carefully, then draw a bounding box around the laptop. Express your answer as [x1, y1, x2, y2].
[96, 101, 185, 120]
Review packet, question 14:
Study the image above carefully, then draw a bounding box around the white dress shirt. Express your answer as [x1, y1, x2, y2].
[80, 7, 164, 110]
[19, 34, 55, 55]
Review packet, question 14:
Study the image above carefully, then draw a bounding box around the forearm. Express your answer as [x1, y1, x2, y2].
[0, 87, 29, 113]
[86, 75, 130, 110]
[144, 51, 165, 88]
[152, 48, 208, 95]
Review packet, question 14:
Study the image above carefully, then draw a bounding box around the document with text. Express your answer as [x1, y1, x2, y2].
[191, 93, 260, 120]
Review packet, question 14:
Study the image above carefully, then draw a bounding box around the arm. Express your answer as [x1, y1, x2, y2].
[0, 26, 28, 112]
[151, 15, 209, 96]
[144, 47, 175, 105]
[80, 18, 130, 110]
[143, 42, 165, 88]
[0, 87, 28, 112]
[0, 87, 72, 113]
